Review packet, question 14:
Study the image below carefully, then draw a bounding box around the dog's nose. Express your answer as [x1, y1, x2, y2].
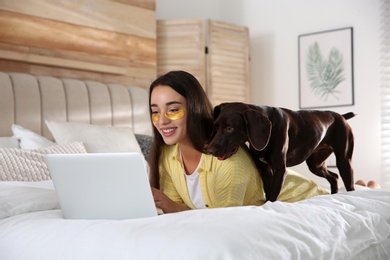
[207, 145, 217, 155]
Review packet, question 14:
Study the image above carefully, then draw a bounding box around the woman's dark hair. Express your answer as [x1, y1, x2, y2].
[148, 70, 214, 188]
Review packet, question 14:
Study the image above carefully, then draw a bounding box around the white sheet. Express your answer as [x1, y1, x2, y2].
[0, 181, 389, 260]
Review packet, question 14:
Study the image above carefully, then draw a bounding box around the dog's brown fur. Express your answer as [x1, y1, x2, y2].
[208, 102, 355, 202]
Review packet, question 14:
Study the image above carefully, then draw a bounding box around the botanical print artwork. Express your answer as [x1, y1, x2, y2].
[305, 42, 345, 102]
[299, 27, 354, 109]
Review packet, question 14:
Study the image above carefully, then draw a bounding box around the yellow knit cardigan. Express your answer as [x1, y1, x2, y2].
[159, 144, 328, 209]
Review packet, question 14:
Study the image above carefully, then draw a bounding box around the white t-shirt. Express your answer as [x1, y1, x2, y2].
[181, 153, 206, 209]
[185, 170, 206, 209]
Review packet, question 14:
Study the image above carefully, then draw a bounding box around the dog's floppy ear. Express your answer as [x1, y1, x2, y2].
[243, 109, 272, 151]
[213, 104, 223, 120]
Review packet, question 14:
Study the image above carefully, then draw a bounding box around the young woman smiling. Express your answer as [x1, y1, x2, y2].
[148, 71, 328, 214]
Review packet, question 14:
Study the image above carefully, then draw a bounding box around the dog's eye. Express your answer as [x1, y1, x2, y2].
[225, 126, 234, 133]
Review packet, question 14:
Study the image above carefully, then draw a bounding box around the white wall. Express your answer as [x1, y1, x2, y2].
[156, 0, 384, 188]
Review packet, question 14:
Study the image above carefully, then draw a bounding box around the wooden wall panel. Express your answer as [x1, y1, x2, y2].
[0, 0, 155, 38]
[113, 0, 155, 11]
[0, 0, 156, 88]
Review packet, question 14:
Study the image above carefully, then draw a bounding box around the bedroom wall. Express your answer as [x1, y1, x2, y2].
[156, 0, 385, 188]
[0, 0, 156, 88]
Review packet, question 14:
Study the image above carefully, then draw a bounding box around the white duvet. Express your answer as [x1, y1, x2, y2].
[1, 181, 390, 260]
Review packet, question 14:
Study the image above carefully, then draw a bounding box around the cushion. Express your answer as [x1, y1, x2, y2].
[12, 124, 54, 149]
[45, 120, 143, 154]
[135, 134, 153, 159]
[0, 142, 87, 181]
[0, 181, 59, 219]
[0, 137, 19, 148]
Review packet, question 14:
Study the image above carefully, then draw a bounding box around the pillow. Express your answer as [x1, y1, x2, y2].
[0, 181, 59, 219]
[0, 142, 87, 181]
[135, 134, 153, 159]
[46, 120, 143, 154]
[12, 124, 54, 149]
[0, 137, 19, 148]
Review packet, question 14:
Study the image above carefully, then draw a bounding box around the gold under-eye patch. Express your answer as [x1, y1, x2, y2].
[151, 109, 185, 122]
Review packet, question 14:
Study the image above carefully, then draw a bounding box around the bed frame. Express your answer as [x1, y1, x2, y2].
[0, 72, 152, 139]
[1, 72, 390, 260]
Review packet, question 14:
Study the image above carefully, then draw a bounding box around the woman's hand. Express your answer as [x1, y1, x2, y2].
[152, 188, 190, 213]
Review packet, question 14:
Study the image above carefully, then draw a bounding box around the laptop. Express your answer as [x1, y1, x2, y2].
[45, 152, 158, 220]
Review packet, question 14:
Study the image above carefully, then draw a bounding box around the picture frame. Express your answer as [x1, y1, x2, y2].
[298, 27, 354, 109]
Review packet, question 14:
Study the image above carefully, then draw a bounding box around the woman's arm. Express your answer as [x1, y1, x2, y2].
[152, 188, 190, 213]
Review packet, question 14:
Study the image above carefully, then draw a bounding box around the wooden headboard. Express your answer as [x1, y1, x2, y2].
[0, 72, 153, 139]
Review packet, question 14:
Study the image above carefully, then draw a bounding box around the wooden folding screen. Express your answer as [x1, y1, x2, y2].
[157, 19, 251, 105]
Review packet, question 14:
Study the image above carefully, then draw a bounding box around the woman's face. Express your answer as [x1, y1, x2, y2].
[150, 85, 189, 146]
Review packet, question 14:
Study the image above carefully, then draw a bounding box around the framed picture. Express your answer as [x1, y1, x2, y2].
[298, 27, 354, 109]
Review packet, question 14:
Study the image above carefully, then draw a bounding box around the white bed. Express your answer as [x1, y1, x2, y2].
[1, 72, 390, 260]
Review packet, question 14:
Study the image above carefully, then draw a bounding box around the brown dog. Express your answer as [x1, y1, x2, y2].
[208, 102, 355, 202]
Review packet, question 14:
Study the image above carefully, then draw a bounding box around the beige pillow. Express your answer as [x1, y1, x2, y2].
[45, 120, 143, 154]
[0, 142, 86, 181]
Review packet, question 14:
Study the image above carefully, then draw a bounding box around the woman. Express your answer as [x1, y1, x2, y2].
[149, 70, 328, 213]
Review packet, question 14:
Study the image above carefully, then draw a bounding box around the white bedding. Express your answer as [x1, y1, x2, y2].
[0, 181, 390, 260]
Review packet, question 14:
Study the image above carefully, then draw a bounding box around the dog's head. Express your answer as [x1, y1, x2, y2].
[208, 102, 272, 160]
